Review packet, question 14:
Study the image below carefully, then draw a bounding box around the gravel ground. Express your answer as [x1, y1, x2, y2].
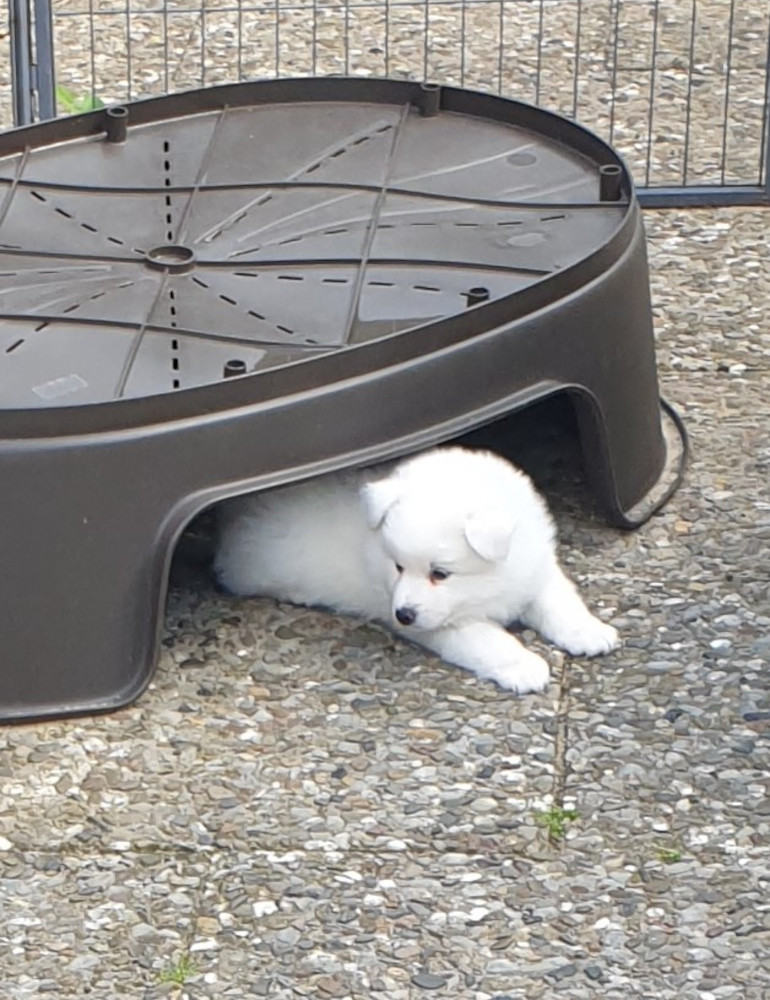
[0, 203, 768, 998]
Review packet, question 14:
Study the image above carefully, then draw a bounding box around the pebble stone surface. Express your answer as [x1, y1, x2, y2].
[0, 203, 768, 998]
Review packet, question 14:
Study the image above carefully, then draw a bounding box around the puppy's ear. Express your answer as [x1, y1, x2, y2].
[464, 505, 514, 562]
[361, 476, 402, 528]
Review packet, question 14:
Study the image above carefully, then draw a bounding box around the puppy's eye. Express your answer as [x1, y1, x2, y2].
[395, 563, 404, 574]
[429, 568, 451, 583]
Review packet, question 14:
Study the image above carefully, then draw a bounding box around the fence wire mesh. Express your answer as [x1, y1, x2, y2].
[4, 0, 770, 196]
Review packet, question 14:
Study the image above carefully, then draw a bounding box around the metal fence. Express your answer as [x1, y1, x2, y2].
[4, 0, 770, 205]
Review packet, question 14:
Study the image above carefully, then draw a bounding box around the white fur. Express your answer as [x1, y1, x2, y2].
[214, 447, 619, 693]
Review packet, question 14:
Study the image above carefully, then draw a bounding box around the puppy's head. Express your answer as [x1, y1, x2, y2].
[362, 464, 514, 632]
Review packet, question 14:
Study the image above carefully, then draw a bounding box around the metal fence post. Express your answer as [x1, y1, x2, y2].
[9, 0, 33, 124]
[32, 0, 56, 119]
[9, 0, 56, 124]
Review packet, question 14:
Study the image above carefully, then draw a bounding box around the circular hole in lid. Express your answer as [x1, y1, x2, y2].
[145, 245, 196, 272]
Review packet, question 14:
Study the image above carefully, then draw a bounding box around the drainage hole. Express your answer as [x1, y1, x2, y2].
[540, 214, 566, 222]
[107, 236, 125, 245]
[171, 339, 179, 350]
[80, 223, 98, 233]
[219, 294, 237, 305]
[30, 190, 47, 202]
[172, 357, 179, 371]
[192, 277, 210, 289]
[276, 325, 294, 335]
[277, 275, 303, 281]
[234, 271, 259, 278]
[368, 280, 394, 287]
[248, 310, 265, 320]
[62, 303, 81, 313]
[172, 378, 180, 389]
[5, 339, 24, 353]
[34, 322, 49, 333]
[322, 278, 348, 284]
[323, 228, 348, 235]
[55, 208, 73, 218]
[278, 237, 302, 246]
[413, 284, 440, 292]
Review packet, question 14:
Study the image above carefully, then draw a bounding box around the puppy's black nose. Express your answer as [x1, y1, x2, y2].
[395, 606, 417, 627]
[396, 608, 417, 625]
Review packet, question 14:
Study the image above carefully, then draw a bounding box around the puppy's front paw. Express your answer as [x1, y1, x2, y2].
[489, 649, 550, 694]
[558, 616, 619, 657]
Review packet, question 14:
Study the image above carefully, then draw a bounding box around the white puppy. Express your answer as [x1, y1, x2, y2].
[214, 447, 618, 693]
